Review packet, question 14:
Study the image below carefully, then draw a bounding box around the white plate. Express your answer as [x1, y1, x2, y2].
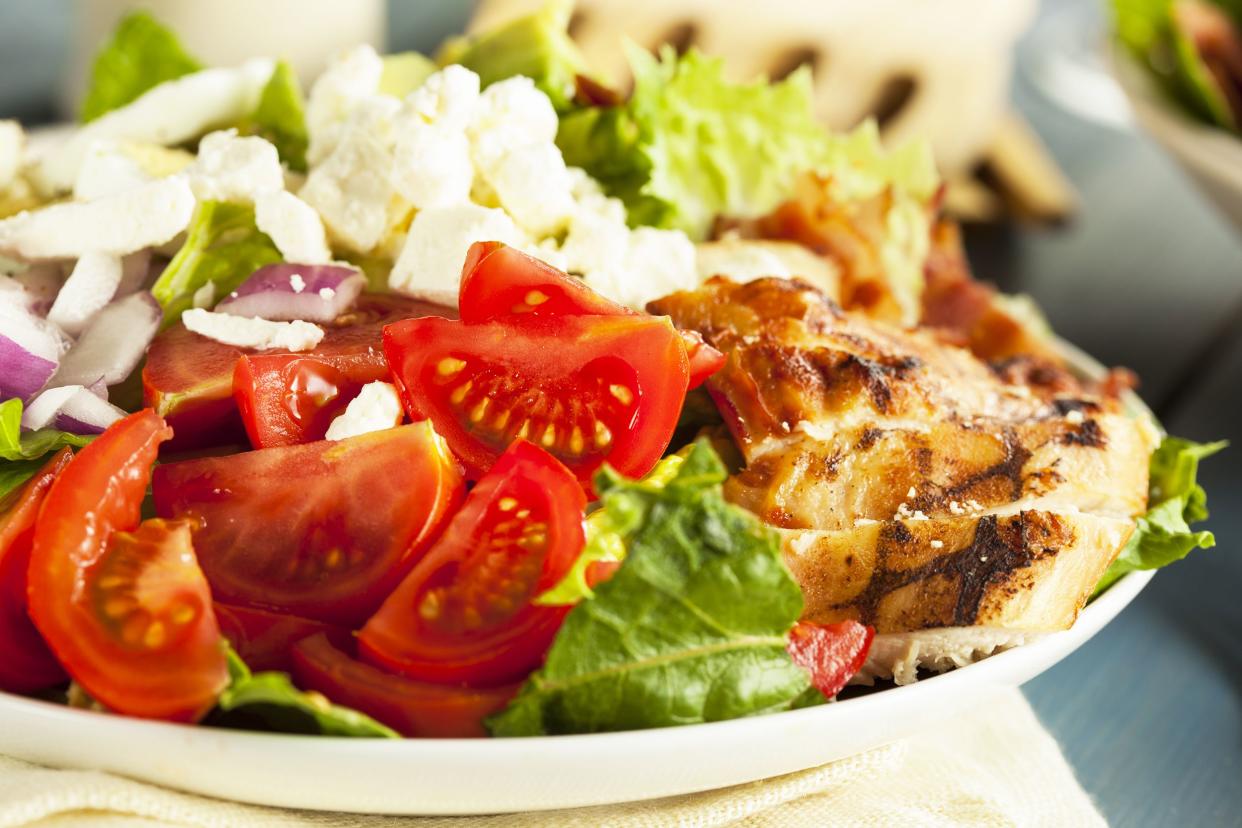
[0, 570, 1152, 815]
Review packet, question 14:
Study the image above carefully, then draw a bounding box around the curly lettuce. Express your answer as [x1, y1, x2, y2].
[80, 11, 204, 122]
[0, 398, 92, 498]
[240, 60, 309, 172]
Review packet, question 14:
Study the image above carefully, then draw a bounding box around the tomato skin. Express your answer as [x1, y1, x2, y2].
[0, 449, 73, 693]
[457, 241, 724, 389]
[292, 634, 519, 738]
[384, 314, 688, 484]
[214, 603, 349, 674]
[786, 620, 874, 699]
[153, 423, 464, 627]
[359, 441, 584, 686]
[27, 411, 228, 722]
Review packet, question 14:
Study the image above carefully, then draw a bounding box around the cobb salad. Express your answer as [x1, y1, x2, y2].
[0, 5, 1223, 739]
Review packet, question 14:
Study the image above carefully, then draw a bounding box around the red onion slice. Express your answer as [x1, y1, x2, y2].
[22, 384, 125, 435]
[0, 303, 66, 401]
[215, 263, 364, 323]
[53, 291, 161, 388]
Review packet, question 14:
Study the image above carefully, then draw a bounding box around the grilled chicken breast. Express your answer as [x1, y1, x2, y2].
[651, 277, 1157, 682]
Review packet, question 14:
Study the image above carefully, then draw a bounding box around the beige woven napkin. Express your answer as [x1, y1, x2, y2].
[0, 688, 1103, 828]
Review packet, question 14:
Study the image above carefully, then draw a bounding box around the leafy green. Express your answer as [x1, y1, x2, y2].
[151, 201, 283, 325]
[1113, 0, 1238, 131]
[0, 399, 93, 498]
[211, 646, 398, 738]
[80, 11, 204, 122]
[1095, 436, 1226, 594]
[241, 60, 308, 172]
[440, 0, 586, 111]
[535, 452, 688, 606]
[488, 441, 810, 736]
[379, 52, 437, 98]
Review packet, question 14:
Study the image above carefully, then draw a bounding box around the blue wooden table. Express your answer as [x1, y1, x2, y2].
[0, 1, 1238, 824]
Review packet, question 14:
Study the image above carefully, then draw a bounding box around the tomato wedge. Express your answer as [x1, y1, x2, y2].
[0, 449, 72, 693]
[214, 603, 348, 674]
[145, 294, 445, 450]
[384, 313, 688, 483]
[28, 411, 227, 721]
[153, 422, 464, 626]
[359, 440, 584, 686]
[786, 620, 874, 699]
[458, 241, 725, 389]
[292, 634, 519, 737]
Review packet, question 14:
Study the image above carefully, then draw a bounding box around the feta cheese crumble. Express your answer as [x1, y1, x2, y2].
[325, 381, 404, 440]
[254, 190, 332, 264]
[187, 130, 284, 203]
[181, 309, 324, 351]
[389, 203, 525, 305]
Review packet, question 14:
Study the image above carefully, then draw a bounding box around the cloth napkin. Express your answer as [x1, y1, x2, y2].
[0, 688, 1104, 828]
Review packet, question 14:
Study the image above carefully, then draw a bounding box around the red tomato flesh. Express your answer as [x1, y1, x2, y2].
[384, 314, 688, 484]
[457, 241, 725, 389]
[0, 449, 72, 693]
[153, 422, 464, 627]
[786, 620, 874, 699]
[27, 411, 228, 721]
[359, 440, 584, 686]
[292, 634, 519, 738]
[144, 294, 445, 450]
[214, 603, 348, 674]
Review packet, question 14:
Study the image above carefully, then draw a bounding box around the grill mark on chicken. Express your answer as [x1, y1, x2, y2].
[1061, 418, 1106, 448]
[856, 427, 884, 450]
[840, 353, 921, 414]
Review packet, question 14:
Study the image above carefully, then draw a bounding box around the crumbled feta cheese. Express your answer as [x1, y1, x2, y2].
[949, 500, 965, 515]
[694, 239, 794, 283]
[404, 65, 480, 131]
[191, 281, 216, 309]
[182, 309, 324, 351]
[390, 120, 474, 210]
[254, 190, 332, 264]
[483, 143, 575, 236]
[47, 252, 123, 336]
[930, 540, 945, 549]
[289, 273, 306, 293]
[389, 203, 526, 305]
[559, 206, 630, 277]
[582, 227, 698, 310]
[73, 140, 152, 201]
[467, 76, 558, 173]
[0, 121, 25, 192]
[34, 60, 276, 194]
[305, 45, 384, 166]
[324, 381, 403, 440]
[300, 98, 404, 253]
[318, 287, 335, 300]
[187, 130, 284, 203]
[0, 176, 195, 260]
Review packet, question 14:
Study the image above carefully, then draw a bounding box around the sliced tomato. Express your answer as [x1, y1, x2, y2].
[0, 449, 72, 693]
[458, 241, 724, 389]
[27, 411, 227, 721]
[214, 603, 348, 674]
[786, 620, 874, 699]
[153, 422, 464, 626]
[292, 634, 519, 738]
[144, 294, 445, 451]
[384, 314, 688, 483]
[359, 441, 584, 686]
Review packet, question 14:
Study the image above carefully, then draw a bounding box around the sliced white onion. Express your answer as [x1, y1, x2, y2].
[53, 291, 161, 387]
[22, 384, 125, 435]
[9, 263, 65, 316]
[116, 249, 156, 297]
[47, 251, 123, 336]
[0, 303, 67, 401]
[215, 263, 365, 323]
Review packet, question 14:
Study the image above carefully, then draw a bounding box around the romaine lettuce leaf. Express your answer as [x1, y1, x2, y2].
[1094, 435, 1226, 594]
[488, 441, 810, 736]
[241, 60, 309, 172]
[151, 200, 283, 325]
[440, 0, 586, 111]
[210, 645, 398, 738]
[0, 398, 93, 497]
[80, 11, 204, 123]
[379, 52, 437, 98]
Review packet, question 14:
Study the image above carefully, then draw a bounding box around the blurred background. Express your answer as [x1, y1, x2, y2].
[1, 0, 1239, 824]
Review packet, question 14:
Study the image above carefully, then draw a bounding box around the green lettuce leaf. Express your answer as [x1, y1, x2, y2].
[80, 11, 204, 122]
[488, 441, 810, 736]
[211, 646, 398, 738]
[0, 399, 93, 498]
[151, 200, 283, 325]
[379, 52, 437, 98]
[241, 60, 309, 172]
[1095, 435, 1226, 594]
[440, 0, 586, 111]
[1113, 0, 1238, 131]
